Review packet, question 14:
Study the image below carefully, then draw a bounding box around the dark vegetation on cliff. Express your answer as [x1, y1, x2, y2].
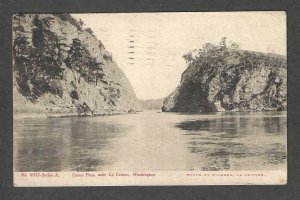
[13, 15, 65, 100]
[13, 14, 137, 118]
[162, 38, 287, 112]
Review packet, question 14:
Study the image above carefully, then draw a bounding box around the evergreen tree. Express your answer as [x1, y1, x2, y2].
[65, 38, 104, 87]
[13, 15, 64, 100]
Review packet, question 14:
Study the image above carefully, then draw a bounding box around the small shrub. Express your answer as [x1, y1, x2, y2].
[85, 27, 96, 38]
[70, 90, 79, 100]
[103, 53, 112, 61]
[49, 80, 63, 97]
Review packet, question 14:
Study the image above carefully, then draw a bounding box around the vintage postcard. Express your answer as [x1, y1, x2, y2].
[13, 12, 287, 186]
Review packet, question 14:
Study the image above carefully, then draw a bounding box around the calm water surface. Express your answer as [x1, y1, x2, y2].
[14, 111, 287, 171]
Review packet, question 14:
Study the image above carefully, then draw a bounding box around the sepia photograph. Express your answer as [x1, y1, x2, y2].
[12, 12, 287, 186]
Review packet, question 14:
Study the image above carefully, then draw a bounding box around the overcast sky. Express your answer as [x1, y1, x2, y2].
[72, 12, 286, 100]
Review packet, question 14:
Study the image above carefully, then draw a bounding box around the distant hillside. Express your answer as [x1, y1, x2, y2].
[162, 38, 287, 112]
[138, 98, 165, 110]
[13, 14, 138, 118]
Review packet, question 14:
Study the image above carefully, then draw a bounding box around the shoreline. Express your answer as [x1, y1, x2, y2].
[161, 108, 287, 114]
[13, 110, 140, 120]
[13, 109, 287, 120]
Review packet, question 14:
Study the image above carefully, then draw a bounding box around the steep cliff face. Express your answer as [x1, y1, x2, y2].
[13, 14, 138, 118]
[162, 41, 287, 112]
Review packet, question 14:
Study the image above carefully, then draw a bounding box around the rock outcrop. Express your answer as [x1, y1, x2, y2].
[13, 14, 138, 118]
[162, 40, 287, 112]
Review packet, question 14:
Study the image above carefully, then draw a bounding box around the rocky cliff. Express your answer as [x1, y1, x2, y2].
[13, 14, 138, 118]
[162, 39, 287, 112]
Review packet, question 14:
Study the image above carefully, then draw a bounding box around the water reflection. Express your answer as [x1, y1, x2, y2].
[14, 111, 287, 171]
[176, 112, 287, 171]
[14, 118, 133, 171]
